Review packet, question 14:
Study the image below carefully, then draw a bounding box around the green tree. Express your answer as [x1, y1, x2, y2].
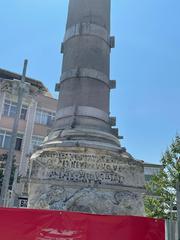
[9, 156, 16, 190]
[0, 153, 16, 192]
[0, 154, 6, 192]
[145, 135, 180, 220]
[0, 168, 4, 192]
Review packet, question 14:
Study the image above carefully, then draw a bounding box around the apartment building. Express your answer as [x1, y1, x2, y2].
[144, 162, 162, 183]
[0, 68, 58, 178]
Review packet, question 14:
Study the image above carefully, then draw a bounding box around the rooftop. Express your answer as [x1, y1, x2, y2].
[0, 68, 49, 95]
[144, 162, 162, 168]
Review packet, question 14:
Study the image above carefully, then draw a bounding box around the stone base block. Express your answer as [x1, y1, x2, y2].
[28, 147, 145, 216]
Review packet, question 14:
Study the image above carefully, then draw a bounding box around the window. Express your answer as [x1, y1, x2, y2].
[31, 136, 44, 152]
[3, 100, 17, 117]
[144, 167, 161, 176]
[0, 130, 23, 151]
[4, 132, 11, 149]
[0, 130, 4, 147]
[20, 106, 28, 120]
[0, 130, 12, 149]
[15, 134, 23, 151]
[35, 109, 55, 126]
[3, 100, 28, 120]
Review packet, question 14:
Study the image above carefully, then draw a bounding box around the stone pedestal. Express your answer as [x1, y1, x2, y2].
[28, 147, 145, 215]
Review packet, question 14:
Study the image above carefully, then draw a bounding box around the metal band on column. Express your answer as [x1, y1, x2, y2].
[55, 68, 116, 90]
[62, 23, 115, 48]
[56, 106, 109, 123]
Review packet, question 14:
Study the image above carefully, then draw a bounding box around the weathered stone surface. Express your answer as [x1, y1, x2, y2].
[29, 185, 144, 216]
[28, 147, 145, 215]
[28, 0, 145, 216]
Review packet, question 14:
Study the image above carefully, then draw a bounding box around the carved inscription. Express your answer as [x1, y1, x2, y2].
[48, 170, 124, 185]
[32, 152, 128, 186]
[36, 152, 127, 171]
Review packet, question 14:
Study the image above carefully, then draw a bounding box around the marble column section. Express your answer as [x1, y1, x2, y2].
[45, 0, 120, 151]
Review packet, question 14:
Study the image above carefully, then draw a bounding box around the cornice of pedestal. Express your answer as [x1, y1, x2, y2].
[42, 127, 121, 151]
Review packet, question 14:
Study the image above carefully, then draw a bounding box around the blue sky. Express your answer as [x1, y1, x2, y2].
[0, 0, 179, 164]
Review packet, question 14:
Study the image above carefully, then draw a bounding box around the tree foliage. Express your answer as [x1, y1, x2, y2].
[145, 135, 180, 220]
[0, 153, 16, 192]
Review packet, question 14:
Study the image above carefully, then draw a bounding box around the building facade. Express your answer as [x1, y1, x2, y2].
[144, 162, 162, 183]
[0, 68, 57, 205]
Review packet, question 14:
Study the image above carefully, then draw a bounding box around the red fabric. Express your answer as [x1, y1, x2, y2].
[0, 208, 165, 240]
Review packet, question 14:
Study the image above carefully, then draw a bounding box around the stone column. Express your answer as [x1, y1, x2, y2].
[28, 0, 145, 216]
[46, 0, 118, 151]
[58, 0, 111, 114]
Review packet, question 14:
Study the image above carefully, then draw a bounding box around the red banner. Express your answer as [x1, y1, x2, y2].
[0, 208, 165, 240]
